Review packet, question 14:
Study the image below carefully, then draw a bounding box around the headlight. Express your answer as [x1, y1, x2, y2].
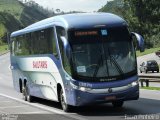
[70, 82, 91, 92]
[131, 81, 139, 87]
[79, 87, 91, 92]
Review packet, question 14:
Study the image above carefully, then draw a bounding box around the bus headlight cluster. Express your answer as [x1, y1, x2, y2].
[70, 82, 91, 92]
[79, 87, 91, 92]
[131, 81, 139, 87]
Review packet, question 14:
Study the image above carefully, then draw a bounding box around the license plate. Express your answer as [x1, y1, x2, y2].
[105, 96, 116, 101]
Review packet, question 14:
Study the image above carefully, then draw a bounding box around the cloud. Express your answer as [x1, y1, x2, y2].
[31, 0, 110, 12]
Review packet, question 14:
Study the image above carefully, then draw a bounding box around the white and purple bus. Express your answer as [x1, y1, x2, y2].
[10, 13, 144, 112]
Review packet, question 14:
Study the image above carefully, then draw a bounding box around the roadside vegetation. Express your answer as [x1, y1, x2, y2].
[136, 47, 160, 57]
[140, 86, 160, 91]
[0, 0, 159, 56]
[99, 0, 160, 49]
[0, 44, 9, 54]
[0, 0, 54, 49]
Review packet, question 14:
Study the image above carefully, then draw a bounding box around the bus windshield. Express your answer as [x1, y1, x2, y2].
[69, 27, 136, 81]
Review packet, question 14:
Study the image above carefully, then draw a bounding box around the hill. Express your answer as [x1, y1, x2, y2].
[99, 0, 160, 48]
[0, 0, 51, 45]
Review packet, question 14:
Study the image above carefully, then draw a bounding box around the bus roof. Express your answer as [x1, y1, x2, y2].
[11, 13, 127, 37]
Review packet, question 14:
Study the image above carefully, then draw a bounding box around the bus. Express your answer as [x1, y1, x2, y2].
[10, 13, 144, 112]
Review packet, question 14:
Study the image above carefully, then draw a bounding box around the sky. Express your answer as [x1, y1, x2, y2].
[30, 0, 112, 12]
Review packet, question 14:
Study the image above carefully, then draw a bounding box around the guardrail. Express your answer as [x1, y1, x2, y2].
[138, 75, 160, 87]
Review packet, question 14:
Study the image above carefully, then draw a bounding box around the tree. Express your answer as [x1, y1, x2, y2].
[99, 0, 160, 48]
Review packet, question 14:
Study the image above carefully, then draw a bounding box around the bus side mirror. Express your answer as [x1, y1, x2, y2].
[131, 32, 145, 52]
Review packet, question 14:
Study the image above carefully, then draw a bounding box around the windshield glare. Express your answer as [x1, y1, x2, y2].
[72, 41, 136, 77]
[69, 27, 136, 81]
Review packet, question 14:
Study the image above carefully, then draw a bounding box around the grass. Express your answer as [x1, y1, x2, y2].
[0, 0, 24, 20]
[0, 23, 6, 37]
[136, 47, 160, 57]
[140, 86, 160, 91]
[0, 44, 9, 54]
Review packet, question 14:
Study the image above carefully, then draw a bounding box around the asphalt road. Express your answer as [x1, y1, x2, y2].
[0, 53, 160, 120]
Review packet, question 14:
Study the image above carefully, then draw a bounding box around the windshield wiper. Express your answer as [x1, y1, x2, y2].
[93, 54, 103, 78]
[108, 48, 124, 76]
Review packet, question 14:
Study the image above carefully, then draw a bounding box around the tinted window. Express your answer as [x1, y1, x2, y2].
[68, 27, 136, 81]
[147, 61, 157, 66]
[12, 27, 58, 56]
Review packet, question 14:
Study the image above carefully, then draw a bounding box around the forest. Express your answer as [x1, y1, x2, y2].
[0, 0, 54, 45]
[0, 0, 159, 49]
[99, 0, 160, 48]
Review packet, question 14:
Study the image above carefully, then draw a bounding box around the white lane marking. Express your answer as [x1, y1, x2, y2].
[0, 101, 12, 103]
[0, 105, 26, 109]
[18, 111, 50, 114]
[0, 109, 5, 114]
[0, 93, 87, 120]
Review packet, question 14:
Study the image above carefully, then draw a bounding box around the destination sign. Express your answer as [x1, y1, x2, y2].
[74, 29, 108, 37]
[75, 31, 98, 36]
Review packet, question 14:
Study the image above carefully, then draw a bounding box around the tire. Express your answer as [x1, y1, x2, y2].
[27, 95, 33, 102]
[145, 70, 147, 73]
[22, 86, 27, 101]
[22, 85, 33, 102]
[112, 101, 124, 108]
[152, 71, 154, 73]
[157, 70, 159, 73]
[60, 89, 71, 112]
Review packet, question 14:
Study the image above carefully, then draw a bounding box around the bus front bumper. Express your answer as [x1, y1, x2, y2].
[66, 84, 139, 106]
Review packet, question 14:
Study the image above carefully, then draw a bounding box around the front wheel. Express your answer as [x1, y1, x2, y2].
[60, 89, 71, 112]
[112, 101, 124, 108]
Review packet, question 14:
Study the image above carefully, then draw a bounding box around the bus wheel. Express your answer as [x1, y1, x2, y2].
[145, 70, 147, 73]
[23, 85, 33, 102]
[22, 86, 27, 101]
[26, 86, 34, 102]
[60, 89, 71, 112]
[112, 101, 124, 108]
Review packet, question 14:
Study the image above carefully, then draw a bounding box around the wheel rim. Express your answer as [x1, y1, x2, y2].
[60, 90, 66, 110]
[22, 87, 27, 101]
[27, 95, 30, 102]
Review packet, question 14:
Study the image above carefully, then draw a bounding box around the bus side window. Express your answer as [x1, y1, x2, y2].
[12, 37, 19, 56]
[14, 37, 20, 55]
[50, 28, 58, 59]
[11, 38, 15, 56]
